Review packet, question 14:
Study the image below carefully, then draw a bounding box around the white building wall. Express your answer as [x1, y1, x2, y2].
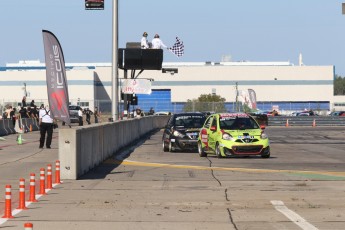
[0, 69, 95, 107]
[0, 62, 335, 111]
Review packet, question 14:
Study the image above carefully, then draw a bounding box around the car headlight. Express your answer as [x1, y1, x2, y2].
[260, 132, 268, 139]
[222, 132, 234, 141]
[173, 130, 185, 138]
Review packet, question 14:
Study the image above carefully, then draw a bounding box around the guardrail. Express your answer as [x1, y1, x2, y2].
[59, 115, 170, 180]
[0, 118, 39, 136]
[268, 116, 345, 126]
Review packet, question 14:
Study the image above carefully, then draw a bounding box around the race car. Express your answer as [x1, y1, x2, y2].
[198, 113, 270, 158]
[162, 112, 206, 152]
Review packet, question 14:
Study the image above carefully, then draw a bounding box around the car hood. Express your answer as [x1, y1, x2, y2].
[226, 129, 262, 136]
[175, 127, 201, 132]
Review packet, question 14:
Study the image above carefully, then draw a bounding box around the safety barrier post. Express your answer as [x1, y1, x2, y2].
[24, 222, 33, 230]
[47, 164, 52, 189]
[17, 178, 27, 210]
[2, 185, 14, 218]
[38, 168, 46, 195]
[29, 173, 37, 202]
[55, 160, 61, 184]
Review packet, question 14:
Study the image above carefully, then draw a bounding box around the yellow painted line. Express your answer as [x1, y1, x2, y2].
[105, 159, 345, 178]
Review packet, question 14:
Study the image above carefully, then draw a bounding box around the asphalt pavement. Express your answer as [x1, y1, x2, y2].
[0, 127, 343, 230]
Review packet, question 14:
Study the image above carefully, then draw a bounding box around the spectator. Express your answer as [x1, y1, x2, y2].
[148, 107, 155, 115]
[78, 107, 83, 126]
[32, 105, 39, 122]
[84, 108, 93, 125]
[10, 108, 16, 127]
[19, 107, 29, 118]
[27, 106, 34, 118]
[22, 96, 27, 107]
[151, 34, 167, 49]
[30, 100, 35, 107]
[39, 104, 54, 149]
[94, 107, 100, 123]
[5, 106, 12, 119]
[135, 107, 142, 117]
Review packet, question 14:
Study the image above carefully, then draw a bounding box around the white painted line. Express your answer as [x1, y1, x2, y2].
[271, 200, 318, 230]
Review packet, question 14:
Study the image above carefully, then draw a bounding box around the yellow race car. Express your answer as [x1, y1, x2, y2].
[198, 113, 270, 158]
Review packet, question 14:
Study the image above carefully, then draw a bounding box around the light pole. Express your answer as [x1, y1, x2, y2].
[111, 0, 119, 121]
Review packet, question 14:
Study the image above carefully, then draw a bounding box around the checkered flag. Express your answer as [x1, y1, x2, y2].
[169, 37, 184, 57]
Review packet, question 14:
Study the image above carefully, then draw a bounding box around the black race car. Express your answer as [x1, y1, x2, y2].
[162, 112, 206, 152]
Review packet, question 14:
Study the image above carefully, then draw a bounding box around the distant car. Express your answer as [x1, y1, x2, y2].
[62, 105, 81, 125]
[198, 113, 270, 158]
[292, 110, 317, 116]
[329, 111, 345, 116]
[162, 112, 206, 152]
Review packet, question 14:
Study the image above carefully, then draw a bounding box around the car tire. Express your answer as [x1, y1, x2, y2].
[198, 141, 207, 157]
[261, 147, 270, 158]
[261, 151, 270, 158]
[216, 143, 223, 158]
[162, 140, 168, 152]
[169, 142, 174, 152]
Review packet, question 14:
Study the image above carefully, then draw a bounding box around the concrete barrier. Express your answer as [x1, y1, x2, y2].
[0, 119, 16, 136]
[59, 116, 170, 179]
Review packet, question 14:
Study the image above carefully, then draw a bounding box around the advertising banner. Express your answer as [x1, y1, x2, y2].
[42, 30, 70, 125]
[121, 79, 152, 94]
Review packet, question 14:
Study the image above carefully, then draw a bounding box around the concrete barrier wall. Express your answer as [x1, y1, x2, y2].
[59, 116, 170, 180]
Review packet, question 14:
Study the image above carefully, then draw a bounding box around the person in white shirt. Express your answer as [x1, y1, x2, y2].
[141, 32, 150, 49]
[151, 34, 167, 49]
[78, 107, 84, 126]
[39, 104, 54, 149]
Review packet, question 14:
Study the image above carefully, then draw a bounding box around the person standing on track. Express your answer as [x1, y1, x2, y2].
[39, 104, 53, 149]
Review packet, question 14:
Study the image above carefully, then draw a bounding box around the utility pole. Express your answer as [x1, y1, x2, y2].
[235, 82, 239, 112]
[111, 0, 119, 121]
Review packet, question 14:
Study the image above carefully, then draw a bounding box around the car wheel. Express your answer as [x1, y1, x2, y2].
[261, 151, 270, 158]
[162, 139, 168, 152]
[261, 147, 270, 158]
[169, 142, 174, 152]
[215, 143, 222, 158]
[198, 141, 207, 157]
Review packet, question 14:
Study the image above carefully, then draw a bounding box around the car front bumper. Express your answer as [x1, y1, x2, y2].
[170, 138, 198, 151]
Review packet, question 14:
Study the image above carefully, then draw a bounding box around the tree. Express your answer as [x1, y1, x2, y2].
[183, 94, 227, 112]
[334, 75, 345, 95]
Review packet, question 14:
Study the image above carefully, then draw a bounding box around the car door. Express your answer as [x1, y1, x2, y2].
[207, 115, 219, 151]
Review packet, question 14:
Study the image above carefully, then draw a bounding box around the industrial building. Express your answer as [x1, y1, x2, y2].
[0, 60, 344, 115]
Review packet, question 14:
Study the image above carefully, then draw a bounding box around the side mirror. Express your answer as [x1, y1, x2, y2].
[210, 126, 217, 132]
[260, 125, 266, 130]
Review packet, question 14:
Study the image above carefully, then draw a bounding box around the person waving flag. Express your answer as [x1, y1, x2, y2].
[169, 37, 184, 57]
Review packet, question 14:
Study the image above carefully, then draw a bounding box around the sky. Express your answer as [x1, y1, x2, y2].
[1, 0, 345, 75]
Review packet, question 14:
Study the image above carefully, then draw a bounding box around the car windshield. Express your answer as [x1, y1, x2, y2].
[219, 117, 259, 130]
[174, 115, 205, 128]
[69, 106, 80, 110]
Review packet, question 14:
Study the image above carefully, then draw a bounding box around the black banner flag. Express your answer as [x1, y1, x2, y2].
[42, 30, 70, 125]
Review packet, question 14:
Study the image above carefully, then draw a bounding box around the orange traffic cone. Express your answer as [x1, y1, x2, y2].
[285, 119, 289, 127]
[312, 119, 316, 127]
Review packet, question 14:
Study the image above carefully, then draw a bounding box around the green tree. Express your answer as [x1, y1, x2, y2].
[334, 75, 345, 95]
[183, 94, 227, 112]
